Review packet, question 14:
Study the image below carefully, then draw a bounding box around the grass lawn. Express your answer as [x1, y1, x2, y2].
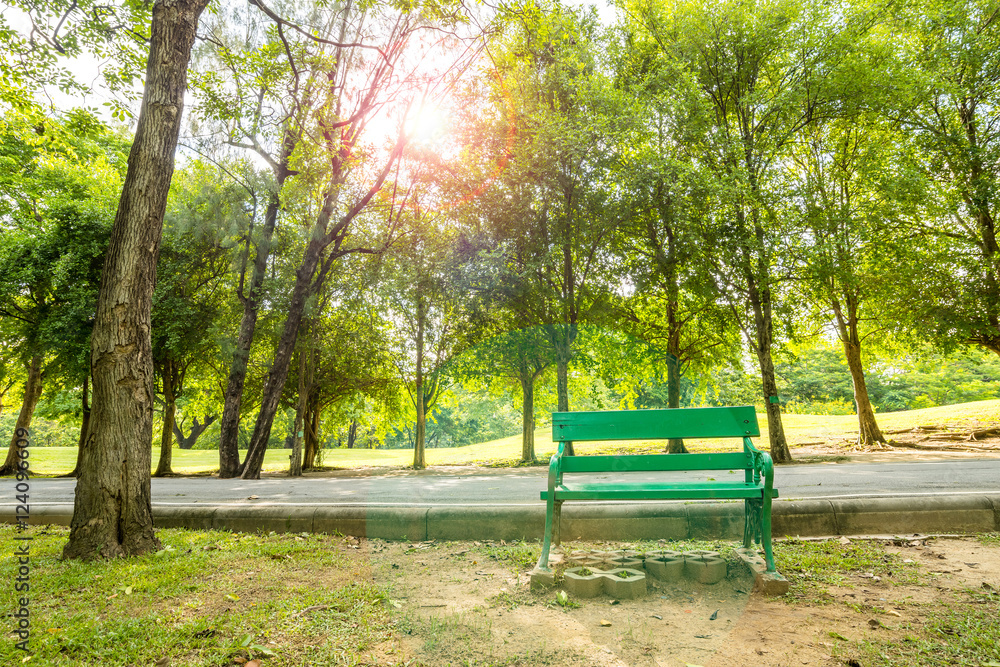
[20, 399, 1000, 476]
[3, 525, 998, 666]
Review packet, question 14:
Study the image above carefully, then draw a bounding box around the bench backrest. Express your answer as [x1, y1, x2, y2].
[560, 451, 752, 473]
[552, 406, 759, 442]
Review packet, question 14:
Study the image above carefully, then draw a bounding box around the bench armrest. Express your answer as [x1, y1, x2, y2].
[744, 437, 774, 493]
[547, 441, 568, 497]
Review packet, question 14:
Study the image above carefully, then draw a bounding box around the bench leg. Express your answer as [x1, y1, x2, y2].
[536, 495, 556, 572]
[744, 497, 776, 573]
[761, 494, 776, 573]
[743, 498, 762, 549]
[553, 500, 563, 547]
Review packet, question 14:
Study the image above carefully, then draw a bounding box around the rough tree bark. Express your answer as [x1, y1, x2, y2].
[664, 353, 689, 453]
[0, 355, 44, 476]
[63, 0, 209, 560]
[748, 274, 792, 464]
[154, 360, 178, 477]
[413, 293, 428, 470]
[519, 371, 536, 462]
[239, 233, 326, 479]
[831, 295, 886, 446]
[218, 140, 296, 478]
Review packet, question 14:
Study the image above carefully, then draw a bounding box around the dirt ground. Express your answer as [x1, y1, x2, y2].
[365, 536, 1000, 667]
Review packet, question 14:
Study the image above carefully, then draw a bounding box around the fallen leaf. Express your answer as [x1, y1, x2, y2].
[599, 619, 612, 627]
[247, 495, 259, 500]
[651, 614, 662, 620]
[886, 610, 902, 617]
[556, 591, 569, 607]
[124, 586, 133, 595]
[839, 536, 851, 545]
[709, 609, 719, 621]
[246, 661, 261, 667]
[225, 594, 240, 602]
[828, 631, 849, 641]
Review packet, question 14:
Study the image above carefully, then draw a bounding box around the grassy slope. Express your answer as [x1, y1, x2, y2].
[21, 399, 1000, 476]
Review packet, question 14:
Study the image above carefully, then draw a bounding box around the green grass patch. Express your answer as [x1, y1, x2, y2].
[0, 525, 399, 666]
[776, 538, 923, 601]
[849, 587, 1000, 666]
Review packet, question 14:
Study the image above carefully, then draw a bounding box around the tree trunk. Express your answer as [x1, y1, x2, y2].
[346, 419, 357, 449]
[519, 371, 535, 462]
[65, 374, 91, 478]
[413, 295, 427, 470]
[172, 414, 216, 449]
[843, 339, 886, 445]
[63, 0, 208, 560]
[302, 397, 320, 469]
[239, 234, 326, 479]
[0, 355, 44, 475]
[218, 150, 294, 478]
[154, 361, 176, 477]
[551, 324, 576, 455]
[832, 294, 886, 447]
[664, 353, 689, 453]
[289, 352, 305, 477]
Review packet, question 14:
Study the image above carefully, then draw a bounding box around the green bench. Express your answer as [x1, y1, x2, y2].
[535, 405, 778, 575]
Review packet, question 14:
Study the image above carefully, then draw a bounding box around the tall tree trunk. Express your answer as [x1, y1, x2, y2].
[218, 146, 295, 478]
[664, 353, 689, 453]
[302, 396, 320, 468]
[553, 325, 576, 455]
[154, 361, 176, 477]
[0, 355, 44, 475]
[239, 234, 326, 479]
[65, 373, 91, 477]
[519, 371, 536, 462]
[63, 0, 209, 560]
[832, 296, 886, 446]
[346, 419, 358, 449]
[413, 295, 427, 470]
[748, 276, 792, 463]
[289, 352, 305, 477]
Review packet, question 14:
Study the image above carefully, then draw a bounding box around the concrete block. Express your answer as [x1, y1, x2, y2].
[560, 503, 688, 541]
[685, 502, 742, 540]
[529, 568, 555, 591]
[773, 499, 838, 537]
[832, 495, 996, 535]
[736, 547, 789, 596]
[153, 505, 216, 530]
[212, 505, 316, 533]
[313, 507, 428, 540]
[427, 505, 542, 541]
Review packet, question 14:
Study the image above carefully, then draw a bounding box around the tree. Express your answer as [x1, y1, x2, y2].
[0, 110, 124, 475]
[151, 163, 238, 476]
[788, 111, 920, 446]
[631, 0, 860, 462]
[486, 3, 619, 434]
[610, 30, 735, 451]
[887, 0, 1000, 359]
[453, 326, 553, 462]
[193, 1, 320, 478]
[63, 0, 211, 560]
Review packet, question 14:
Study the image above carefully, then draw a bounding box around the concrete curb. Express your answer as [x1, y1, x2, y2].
[3, 494, 999, 540]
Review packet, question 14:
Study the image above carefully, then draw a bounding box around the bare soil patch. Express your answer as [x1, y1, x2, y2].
[369, 536, 1000, 666]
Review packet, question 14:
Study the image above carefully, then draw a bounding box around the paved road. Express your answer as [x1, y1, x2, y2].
[6, 459, 1000, 506]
